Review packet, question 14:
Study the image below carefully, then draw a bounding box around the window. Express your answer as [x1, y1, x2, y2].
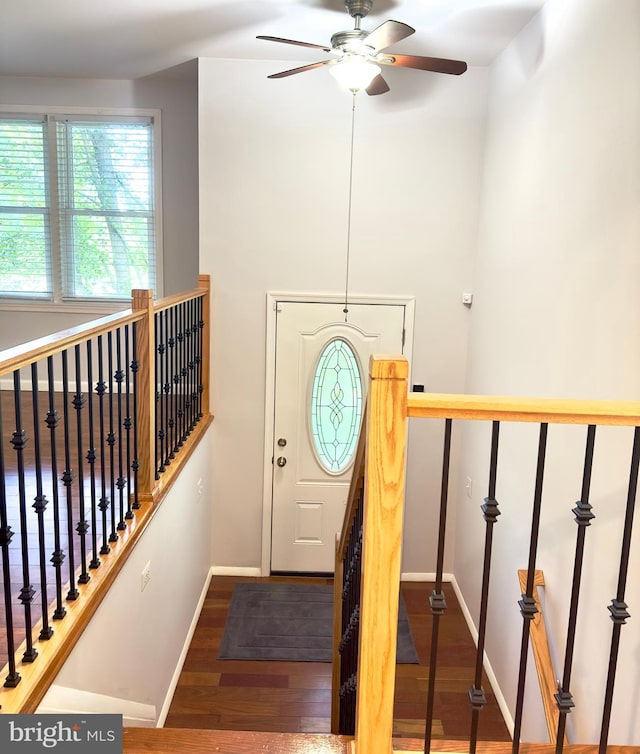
[310, 338, 363, 474]
[0, 111, 158, 303]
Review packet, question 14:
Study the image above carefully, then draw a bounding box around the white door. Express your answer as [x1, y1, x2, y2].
[270, 301, 406, 573]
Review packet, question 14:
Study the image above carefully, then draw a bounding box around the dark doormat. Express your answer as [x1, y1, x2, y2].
[217, 581, 419, 663]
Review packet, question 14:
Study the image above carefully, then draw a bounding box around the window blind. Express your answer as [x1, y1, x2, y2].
[0, 112, 157, 302]
[56, 118, 156, 300]
[0, 117, 51, 297]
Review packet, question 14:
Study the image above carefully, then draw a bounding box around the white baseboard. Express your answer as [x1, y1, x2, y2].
[38, 685, 156, 727]
[210, 566, 262, 577]
[400, 572, 453, 582]
[157, 567, 214, 727]
[450, 575, 515, 737]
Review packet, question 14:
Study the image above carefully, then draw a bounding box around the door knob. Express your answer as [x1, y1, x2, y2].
[277, 438, 287, 447]
[276, 456, 287, 467]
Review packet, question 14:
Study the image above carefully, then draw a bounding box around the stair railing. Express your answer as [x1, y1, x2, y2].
[333, 355, 640, 754]
[0, 275, 211, 713]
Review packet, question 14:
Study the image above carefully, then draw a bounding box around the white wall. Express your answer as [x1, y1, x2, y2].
[198, 57, 488, 573]
[38, 426, 214, 724]
[0, 63, 199, 350]
[455, 0, 640, 743]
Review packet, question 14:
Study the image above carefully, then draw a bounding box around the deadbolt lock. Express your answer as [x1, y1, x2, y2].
[277, 438, 287, 447]
[276, 456, 287, 467]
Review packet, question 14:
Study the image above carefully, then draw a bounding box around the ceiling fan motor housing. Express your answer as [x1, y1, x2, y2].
[331, 29, 370, 54]
[345, 0, 373, 19]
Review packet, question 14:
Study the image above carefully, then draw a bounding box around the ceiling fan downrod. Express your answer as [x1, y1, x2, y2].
[345, 0, 373, 27]
[345, 0, 373, 17]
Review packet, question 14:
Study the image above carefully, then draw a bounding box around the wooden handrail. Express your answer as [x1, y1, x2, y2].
[152, 285, 209, 313]
[352, 356, 409, 754]
[0, 310, 144, 377]
[0, 280, 211, 378]
[408, 393, 640, 426]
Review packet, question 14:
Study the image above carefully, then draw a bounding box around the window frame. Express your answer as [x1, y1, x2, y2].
[0, 104, 163, 313]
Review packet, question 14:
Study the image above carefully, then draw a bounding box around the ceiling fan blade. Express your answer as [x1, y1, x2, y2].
[257, 35, 332, 53]
[364, 20, 415, 52]
[366, 74, 390, 96]
[381, 54, 467, 75]
[267, 60, 333, 79]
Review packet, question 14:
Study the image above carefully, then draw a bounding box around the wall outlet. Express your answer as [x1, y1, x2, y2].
[141, 561, 151, 592]
[466, 476, 473, 499]
[197, 477, 204, 501]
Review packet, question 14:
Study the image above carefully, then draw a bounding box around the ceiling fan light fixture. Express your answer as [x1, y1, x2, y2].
[329, 56, 381, 92]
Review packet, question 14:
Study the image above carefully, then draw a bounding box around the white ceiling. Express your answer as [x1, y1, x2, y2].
[0, 0, 547, 80]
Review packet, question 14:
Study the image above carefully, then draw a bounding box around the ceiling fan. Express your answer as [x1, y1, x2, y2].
[257, 0, 467, 95]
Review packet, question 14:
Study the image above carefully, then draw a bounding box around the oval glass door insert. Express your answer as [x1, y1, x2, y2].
[310, 338, 363, 474]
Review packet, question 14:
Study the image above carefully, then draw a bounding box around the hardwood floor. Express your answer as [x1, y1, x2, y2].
[164, 576, 511, 742]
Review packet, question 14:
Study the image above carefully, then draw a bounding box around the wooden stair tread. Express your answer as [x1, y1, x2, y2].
[123, 727, 351, 753]
[123, 729, 636, 754]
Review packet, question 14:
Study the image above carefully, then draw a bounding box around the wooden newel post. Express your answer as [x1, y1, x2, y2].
[197, 274, 211, 417]
[352, 355, 409, 754]
[132, 289, 155, 504]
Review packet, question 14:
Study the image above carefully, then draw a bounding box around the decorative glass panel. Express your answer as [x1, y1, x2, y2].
[310, 338, 363, 473]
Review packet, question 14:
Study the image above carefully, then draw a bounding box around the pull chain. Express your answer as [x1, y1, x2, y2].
[343, 92, 357, 322]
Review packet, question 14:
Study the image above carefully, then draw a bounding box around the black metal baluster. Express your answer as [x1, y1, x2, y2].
[339, 500, 354, 733]
[599, 425, 640, 753]
[30, 363, 53, 640]
[11, 370, 37, 661]
[351, 498, 362, 733]
[162, 310, 172, 467]
[115, 328, 126, 531]
[107, 333, 117, 543]
[512, 423, 548, 753]
[158, 311, 166, 473]
[167, 309, 176, 461]
[155, 311, 162, 478]
[96, 335, 110, 555]
[180, 301, 189, 442]
[46, 356, 66, 620]
[61, 351, 79, 601]
[0, 395, 21, 686]
[555, 425, 596, 750]
[338, 490, 363, 735]
[73, 345, 89, 583]
[131, 322, 140, 511]
[189, 299, 197, 433]
[193, 299, 199, 429]
[468, 421, 501, 751]
[183, 301, 191, 438]
[86, 340, 100, 570]
[424, 419, 453, 753]
[176, 304, 187, 452]
[184, 302, 191, 436]
[197, 294, 204, 420]
[172, 305, 180, 456]
[124, 324, 134, 521]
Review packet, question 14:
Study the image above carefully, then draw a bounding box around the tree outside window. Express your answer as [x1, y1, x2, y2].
[0, 113, 158, 302]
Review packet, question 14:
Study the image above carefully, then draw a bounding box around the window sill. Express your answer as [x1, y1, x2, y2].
[0, 300, 129, 316]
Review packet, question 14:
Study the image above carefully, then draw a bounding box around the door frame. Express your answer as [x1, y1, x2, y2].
[260, 291, 415, 575]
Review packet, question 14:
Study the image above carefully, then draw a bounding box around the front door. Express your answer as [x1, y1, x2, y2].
[270, 301, 406, 573]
